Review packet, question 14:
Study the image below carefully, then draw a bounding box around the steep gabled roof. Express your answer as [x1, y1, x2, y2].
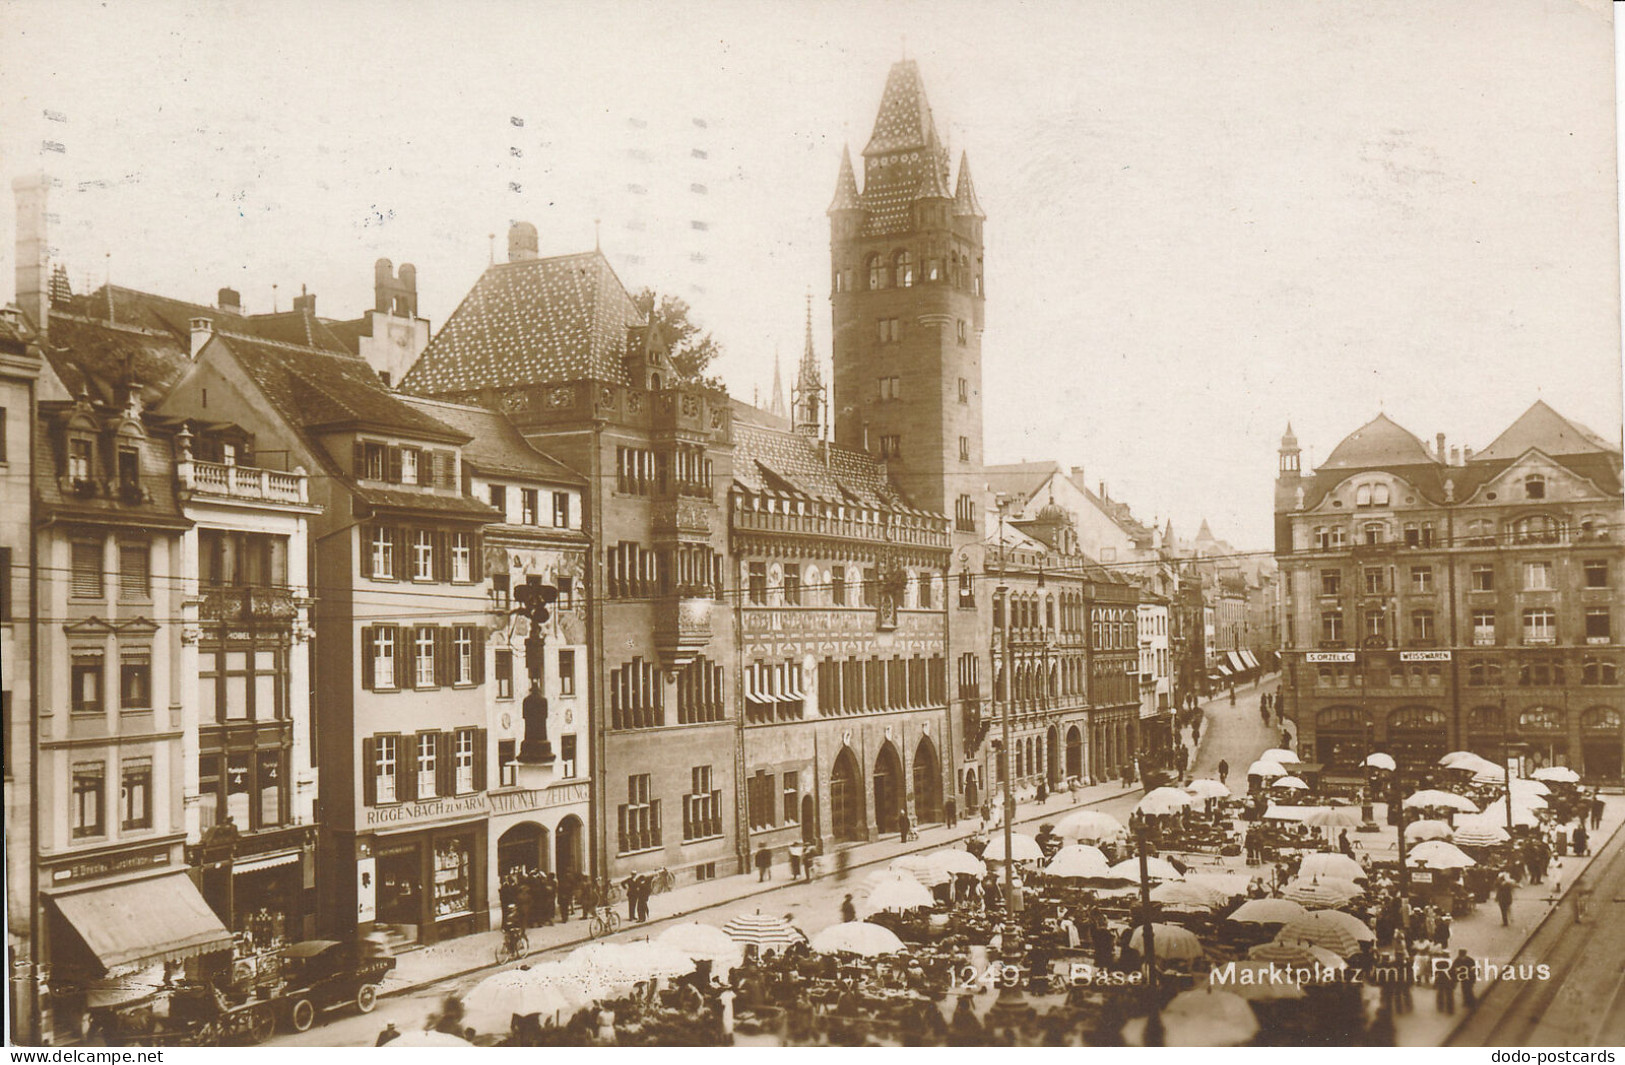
[1320, 413, 1439, 470]
[730, 417, 929, 515]
[1473, 400, 1620, 461]
[983, 460, 1062, 508]
[398, 395, 583, 485]
[401, 251, 645, 395]
[863, 60, 940, 157]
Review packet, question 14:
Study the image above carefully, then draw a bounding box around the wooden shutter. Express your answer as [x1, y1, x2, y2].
[469, 532, 484, 581]
[361, 737, 377, 807]
[473, 728, 488, 792]
[386, 446, 403, 483]
[471, 628, 486, 685]
[442, 451, 457, 488]
[353, 440, 367, 478]
[402, 733, 420, 801]
[360, 626, 375, 691]
[393, 626, 410, 689]
[437, 732, 454, 798]
[432, 531, 450, 582]
[391, 527, 407, 580]
[430, 627, 447, 687]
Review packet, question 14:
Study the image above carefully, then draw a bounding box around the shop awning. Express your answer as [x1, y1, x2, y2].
[1228, 651, 1249, 672]
[1214, 663, 1232, 677]
[51, 873, 232, 972]
[745, 671, 770, 703]
[233, 850, 300, 875]
[1241, 650, 1260, 670]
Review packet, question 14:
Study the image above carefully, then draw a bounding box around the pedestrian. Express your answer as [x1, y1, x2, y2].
[788, 841, 802, 880]
[945, 796, 958, 828]
[1037, 779, 1048, 805]
[1339, 829, 1356, 860]
[558, 872, 574, 924]
[1591, 795, 1605, 830]
[1217, 759, 1229, 784]
[1229, 685, 1236, 706]
[623, 874, 638, 921]
[840, 893, 856, 923]
[755, 844, 773, 881]
[1573, 823, 1589, 857]
[1434, 954, 1456, 1014]
[898, 808, 911, 844]
[375, 1023, 401, 1046]
[1495, 873, 1514, 926]
[637, 874, 652, 922]
[1452, 949, 1477, 1007]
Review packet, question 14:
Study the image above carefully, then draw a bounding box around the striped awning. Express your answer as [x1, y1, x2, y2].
[50, 874, 232, 972]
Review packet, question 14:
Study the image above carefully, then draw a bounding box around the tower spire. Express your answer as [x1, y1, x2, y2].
[769, 347, 787, 420]
[828, 145, 860, 214]
[953, 150, 985, 219]
[793, 291, 825, 437]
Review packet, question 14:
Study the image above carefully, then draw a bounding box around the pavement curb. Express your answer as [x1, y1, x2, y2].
[379, 784, 1142, 1002]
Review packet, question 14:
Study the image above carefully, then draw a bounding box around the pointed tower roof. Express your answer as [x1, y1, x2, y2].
[1473, 399, 1620, 461]
[828, 145, 860, 214]
[769, 350, 786, 419]
[1320, 412, 1438, 470]
[863, 60, 940, 157]
[953, 151, 986, 218]
[1281, 421, 1298, 447]
[1197, 518, 1216, 540]
[913, 154, 953, 200]
[797, 293, 821, 391]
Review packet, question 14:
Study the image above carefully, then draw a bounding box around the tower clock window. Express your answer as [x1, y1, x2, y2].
[879, 435, 900, 459]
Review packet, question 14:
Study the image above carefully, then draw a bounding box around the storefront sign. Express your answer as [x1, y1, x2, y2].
[364, 793, 489, 828]
[356, 857, 376, 924]
[1306, 652, 1355, 663]
[49, 844, 172, 883]
[1399, 650, 1451, 662]
[489, 782, 591, 816]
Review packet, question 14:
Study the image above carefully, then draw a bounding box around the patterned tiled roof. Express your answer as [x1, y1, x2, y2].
[731, 413, 933, 516]
[1320, 413, 1439, 469]
[401, 251, 645, 395]
[954, 151, 985, 219]
[828, 145, 860, 214]
[858, 61, 951, 236]
[863, 60, 938, 157]
[399, 395, 583, 485]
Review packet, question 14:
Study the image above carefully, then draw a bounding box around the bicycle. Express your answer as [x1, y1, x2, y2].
[494, 924, 530, 964]
[589, 907, 622, 939]
[653, 867, 676, 894]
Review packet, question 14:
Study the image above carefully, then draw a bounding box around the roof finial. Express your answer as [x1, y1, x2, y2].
[594, 218, 601, 251]
[488, 233, 496, 265]
[271, 283, 278, 313]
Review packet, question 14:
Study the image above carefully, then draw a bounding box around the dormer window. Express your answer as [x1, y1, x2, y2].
[118, 447, 140, 489]
[1525, 474, 1546, 500]
[400, 448, 419, 486]
[69, 438, 92, 481]
[1356, 485, 1371, 507]
[1372, 485, 1390, 506]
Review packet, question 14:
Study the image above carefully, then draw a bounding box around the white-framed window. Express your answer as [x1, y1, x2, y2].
[1523, 561, 1553, 591]
[1410, 566, 1433, 593]
[375, 736, 398, 804]
[413, 530, 434, 581]
[370, 526, 393, 578]
[454, 626, 474, 685]
[401, 447, 419, 485]
[1523, 608, 1557, 645]
[455, 729, 476, 793]
[415, 627, 436, 688]
[416, 733, 437, 799]
[495, 650, 514, 699]
[1472, 609, 1496, 645]
[553, 492, 571, 528]
[451, 532, 471, 582]
[522, 488, 539, 525]
[372, 628, 396, 689]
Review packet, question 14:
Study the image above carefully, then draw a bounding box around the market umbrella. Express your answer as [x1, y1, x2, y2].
[1403, 819, 1455, 842]
[1272, 776, 1310, 791]
[1227, 898, 1309, 926]
[1303, 806, 1364, 830]
[1212, 962, 1309, 1001]
[1248, 939, 1347, 969]
[722, 910, 806, 950]
[511, 962, 619, 1006]
[1480, 798, 1542, 827]
[1055, 809, 1126, 842]
[1260, 748, 1299, 764]
[1185, 872, 1253, 899]
[1138, 787, 1195, 816]
[1043, 844, 1112, 880]
[1298, 852, 1366, 882]
[928, 848, 987, 878]
[888, 853, 949, 887]
[1127, 922, 1205, 962]
[860, 874, 936, 916]
[1533, 766, 1580, 784]
[1451, 817, 1512, 847]
[387, 1032, 475, 1048]
[1280, 876, 1362, 909]
[1403, 789, 1478, 813]
[1151, 880, 1225, 911]
[808, 921, 906, 957]
[657, 922, 745, 968]
[1109, 856, 1184, 882]
[1122, 989, 1259, 1047]
[1186, 778, 1232, 800]
[1406, 840, 1476, 870]
[565, 940, 698, 982]
[982, 832, 1044, 863]
[1508, 778, 1552, 798]
[462, 969, 576, 1034]
[1248, 760, 1288, 779]
[1443, 753, 1504, 779]
[1364, 753, 1397, 771]
[1438, 751, 1479, 768]
[1276, 911, 1373, 956]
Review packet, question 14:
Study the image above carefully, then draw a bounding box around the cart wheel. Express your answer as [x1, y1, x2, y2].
[356, 983, 378, 1014]
[247, 1005, 275, 1044]
[289, 998, 316, 1033]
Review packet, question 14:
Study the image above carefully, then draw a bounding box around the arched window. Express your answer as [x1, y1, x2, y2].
[1524, 474, 1546, 500]
[1581, 707, 1622, 731]
[1373, 484, 1390, 506]
[1509, 514, 1563, 545]
[1464, 519, 1496, 546]
[1578, 515, 1612, 542]
[1362, 522, 1386, 546]
[926, 259, 941, 282]
[1517, 706, 1564, 732]
[867, 255, 884, 291]
[1582, 656, 1619, 685]
[1389, 706, 1446, 730]
[1318, 667, 1334, 687]
[1356, 485, 1372, 507]
[1467, 705, 1503, 732]
[1317, 706, 1363, 729]
[894, 250, 914, 288]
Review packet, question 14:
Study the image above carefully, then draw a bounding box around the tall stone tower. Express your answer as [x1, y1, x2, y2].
[1274, 423, 1303, 554]
[828, 60, 985, 518]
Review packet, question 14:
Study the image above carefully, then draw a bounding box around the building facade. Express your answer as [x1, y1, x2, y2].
[1276, 406, 1625, 782]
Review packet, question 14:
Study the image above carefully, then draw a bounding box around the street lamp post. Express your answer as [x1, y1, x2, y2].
[988, 498, 1028, 1024]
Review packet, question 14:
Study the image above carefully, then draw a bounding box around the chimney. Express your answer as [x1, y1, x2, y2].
[1098, 481, 1107, 499]
[1463, 446, 1474, 464]
[1070, 465, 1084, 481]
[190, 316, 212, 359]
[217, 287, 242, 314]
[291, 284, 315, 316]
[508, 221, 539, 262]
[1450, 445, 1461, 466]
[1435, 433, 1446, 461]
[12, 173, 49, 336]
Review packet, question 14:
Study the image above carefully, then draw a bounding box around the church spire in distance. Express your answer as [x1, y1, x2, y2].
[793, 292, 825, 438]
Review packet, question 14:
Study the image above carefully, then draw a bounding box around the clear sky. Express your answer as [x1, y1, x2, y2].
[2, 0, 1620, 547]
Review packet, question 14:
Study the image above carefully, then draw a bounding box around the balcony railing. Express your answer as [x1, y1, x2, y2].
[182, 459, 308, 505]
[731, 507, 950, 549]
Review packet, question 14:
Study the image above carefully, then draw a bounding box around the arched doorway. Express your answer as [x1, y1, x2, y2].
[1581, 707, 1623, 782]
[1046, 725, 1060, 785]
[1515, 706, 1566, 768]
[498, 822, 549, 876]
[1314, 706, 1366, 768]
[1387, 706, 1448, 770]
[830, 746, 866, 842]
[554, 815, 583, 881]
[874, 742, 904, 833]
[1065, 726, 1083, 781]
[964, 768, 980, 810]
[800, 795, 818, 842]
[912, 736, 942, 824]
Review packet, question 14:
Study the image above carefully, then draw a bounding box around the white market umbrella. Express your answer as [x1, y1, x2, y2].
[722, 910, 806, 950]
[1261, 748, 1299, 764]
[1248, 760, 1288, 779]
[1404, 819, 1454, 843]
[1249, 940, 1347, 969]
[860, 874, 936, 916]
[982, 832, 1044, 863]
[1281, 876, 1362, 909]
[1055, 809, 1126, 842]
[1438, 751, 1479, 768]
[1532, 766, 1580, 784]
[462, 969, 577, 1034]
[1123, 989, 1258, 1047]
[889, 853, 949, 887]
[1228, 898, 1309, 926]
[1299, 852, 1366, 882]
[1184, 872, 1252, 899]
[809, 921, 906, 957]
[1276, 911, 1373, 956]
[1043, 844, 1112, 880]
[1186, 778, 1232, 800]
[1127, 923, 1205, 962]
[928, 848, 987, 878]
[1138, 787, 1195, 816]
[1451, 817, 1512, 847]
[1404, 789, 1478, 813]
[1363, 752, 1396, 771]
[1508, 778, 1552, 798]
[1442, 753, 1503, 779]
[1109, 856, 1183, 882]
[1151, 880, 1226, 911]
[1273, 776, 1310, 791]
[1407, 840, 1476, 870]
[657, 922, 744, 968]
[1479, 799, 1542, 828]
[1303, 806, 1364, 830]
